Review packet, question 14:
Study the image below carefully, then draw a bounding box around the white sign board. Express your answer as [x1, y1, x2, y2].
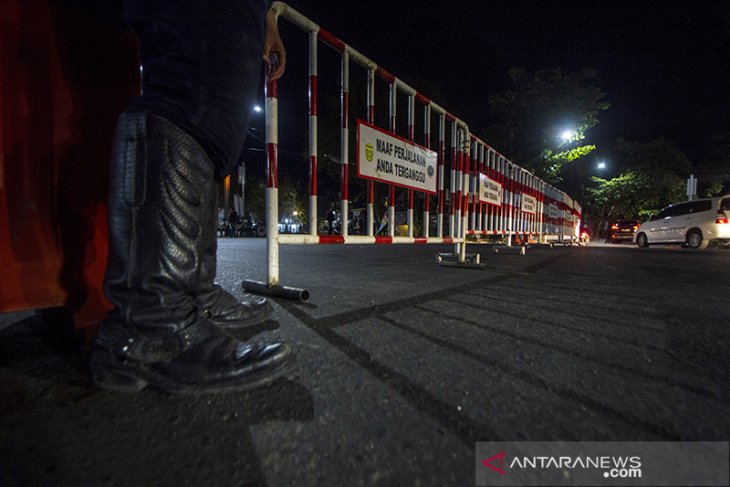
[521, 194, 537, 214]
[478, 174, 502, 205]
[548, 204, 559, 219]
[357, 120, 438, 194]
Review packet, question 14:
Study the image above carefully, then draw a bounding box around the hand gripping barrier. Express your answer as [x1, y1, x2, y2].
[242, 2, 581, 300]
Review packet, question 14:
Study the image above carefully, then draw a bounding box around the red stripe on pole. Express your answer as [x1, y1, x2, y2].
[442, 237, 454, 244]
[310, 156, 317, 196]
[375, 236, 393, 244]
[415, 92, 430, 105]
[266, 79, 277, 98]
[317, 28, 346, 52]
[369, 105, 375, 123]
[267, 143, 278, 188]
[375, 66, 396, 83]
[414, 237, 427, 244]
[320, 235, 345, 244]
[309, 75, 318, 116]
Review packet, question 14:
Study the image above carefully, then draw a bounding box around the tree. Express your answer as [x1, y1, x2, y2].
[583, 138, 692, 237]
[243, 176, 266, 218]
[483, 67, 609, 183]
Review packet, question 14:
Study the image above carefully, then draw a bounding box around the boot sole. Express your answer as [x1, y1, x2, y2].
[91, 349, 295, 395]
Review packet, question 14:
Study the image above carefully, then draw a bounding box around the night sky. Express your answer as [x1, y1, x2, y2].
[277, 0, 730, 173]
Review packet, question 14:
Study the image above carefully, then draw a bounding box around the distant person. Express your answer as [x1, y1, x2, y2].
[327, 204, 336, 235]
[376, 211, 388, 235]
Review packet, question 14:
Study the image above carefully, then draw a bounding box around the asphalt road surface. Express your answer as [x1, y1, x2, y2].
[1, 239, 728, 486]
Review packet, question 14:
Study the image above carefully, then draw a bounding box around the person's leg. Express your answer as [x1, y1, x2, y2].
[91, 111, 292, 393]
[196, 192, 272, 329]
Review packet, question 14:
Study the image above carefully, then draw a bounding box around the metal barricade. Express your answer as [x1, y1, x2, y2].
[243, 2, 580, 299]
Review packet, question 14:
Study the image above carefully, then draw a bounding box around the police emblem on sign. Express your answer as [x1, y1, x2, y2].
[427, 165, 435, 178]
[365, 143, 374, 162]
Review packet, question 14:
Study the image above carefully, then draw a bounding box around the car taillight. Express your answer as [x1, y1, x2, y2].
[632, 225, 638, 231]
[611, 224, 619, 230]
[716, 211, 729, 224]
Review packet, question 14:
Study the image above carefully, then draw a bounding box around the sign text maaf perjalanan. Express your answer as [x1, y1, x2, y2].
[357, 121, 437, 194]
[478, 174, 503, 206]
[521, 194, 537, 214]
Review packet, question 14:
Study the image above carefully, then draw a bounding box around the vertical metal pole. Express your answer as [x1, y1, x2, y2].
[497, 154, 500, 237]
[481, 146, 488, 232]
[484, 149, 490, 233]
[308, 31, 318, 236]
[454, 127, 463, 250]
[515, 166, 519, 242]
[265, 79, 280, 286]
[407, 95, 415, 238]
[538, 180, 544, 243]
[449, 122, 457, 238]
[437, 114, 445, 238]
[340, 50, 349, 237]
[388, 82, 396, 236]
[507, 162, 513, 247]
[423, 104, 431, 238]
[460, 133, 471, 261]
[367, 68, 375, 237]
[470, 141, 478, 232]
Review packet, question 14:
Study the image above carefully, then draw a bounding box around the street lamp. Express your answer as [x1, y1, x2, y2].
[597, 161, 606, 170]
[253, 105, 263, 113]
[560, 129, 575, 142]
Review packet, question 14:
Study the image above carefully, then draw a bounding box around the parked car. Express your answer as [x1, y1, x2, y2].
[607, 219, 640, 243]
[635, 195, 730, 249]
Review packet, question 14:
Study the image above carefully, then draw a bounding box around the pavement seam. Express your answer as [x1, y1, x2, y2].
[282, 272, 520, 330]
[278, 299, 501, 447]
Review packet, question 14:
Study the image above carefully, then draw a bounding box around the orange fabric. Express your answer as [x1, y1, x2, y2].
[0, 0, 139, 332]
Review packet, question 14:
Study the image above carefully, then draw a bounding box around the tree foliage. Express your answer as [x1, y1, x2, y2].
[483, 67, 609, 182]
[583, 138, 692, 235]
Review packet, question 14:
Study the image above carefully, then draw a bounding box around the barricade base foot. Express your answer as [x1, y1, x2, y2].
[437, 252, 486, 269]
[492, 245, 527, 255]
[242, 280, 310, 302]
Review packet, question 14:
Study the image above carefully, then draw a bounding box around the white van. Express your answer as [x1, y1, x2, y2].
[635, 195, 730, 249]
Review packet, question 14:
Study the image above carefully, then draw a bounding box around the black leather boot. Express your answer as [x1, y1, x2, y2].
[91, 111, 293, 394]
[196, 203, 273, 329]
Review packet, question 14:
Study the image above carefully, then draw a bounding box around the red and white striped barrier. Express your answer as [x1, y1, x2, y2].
[244, 2, 581, 299]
